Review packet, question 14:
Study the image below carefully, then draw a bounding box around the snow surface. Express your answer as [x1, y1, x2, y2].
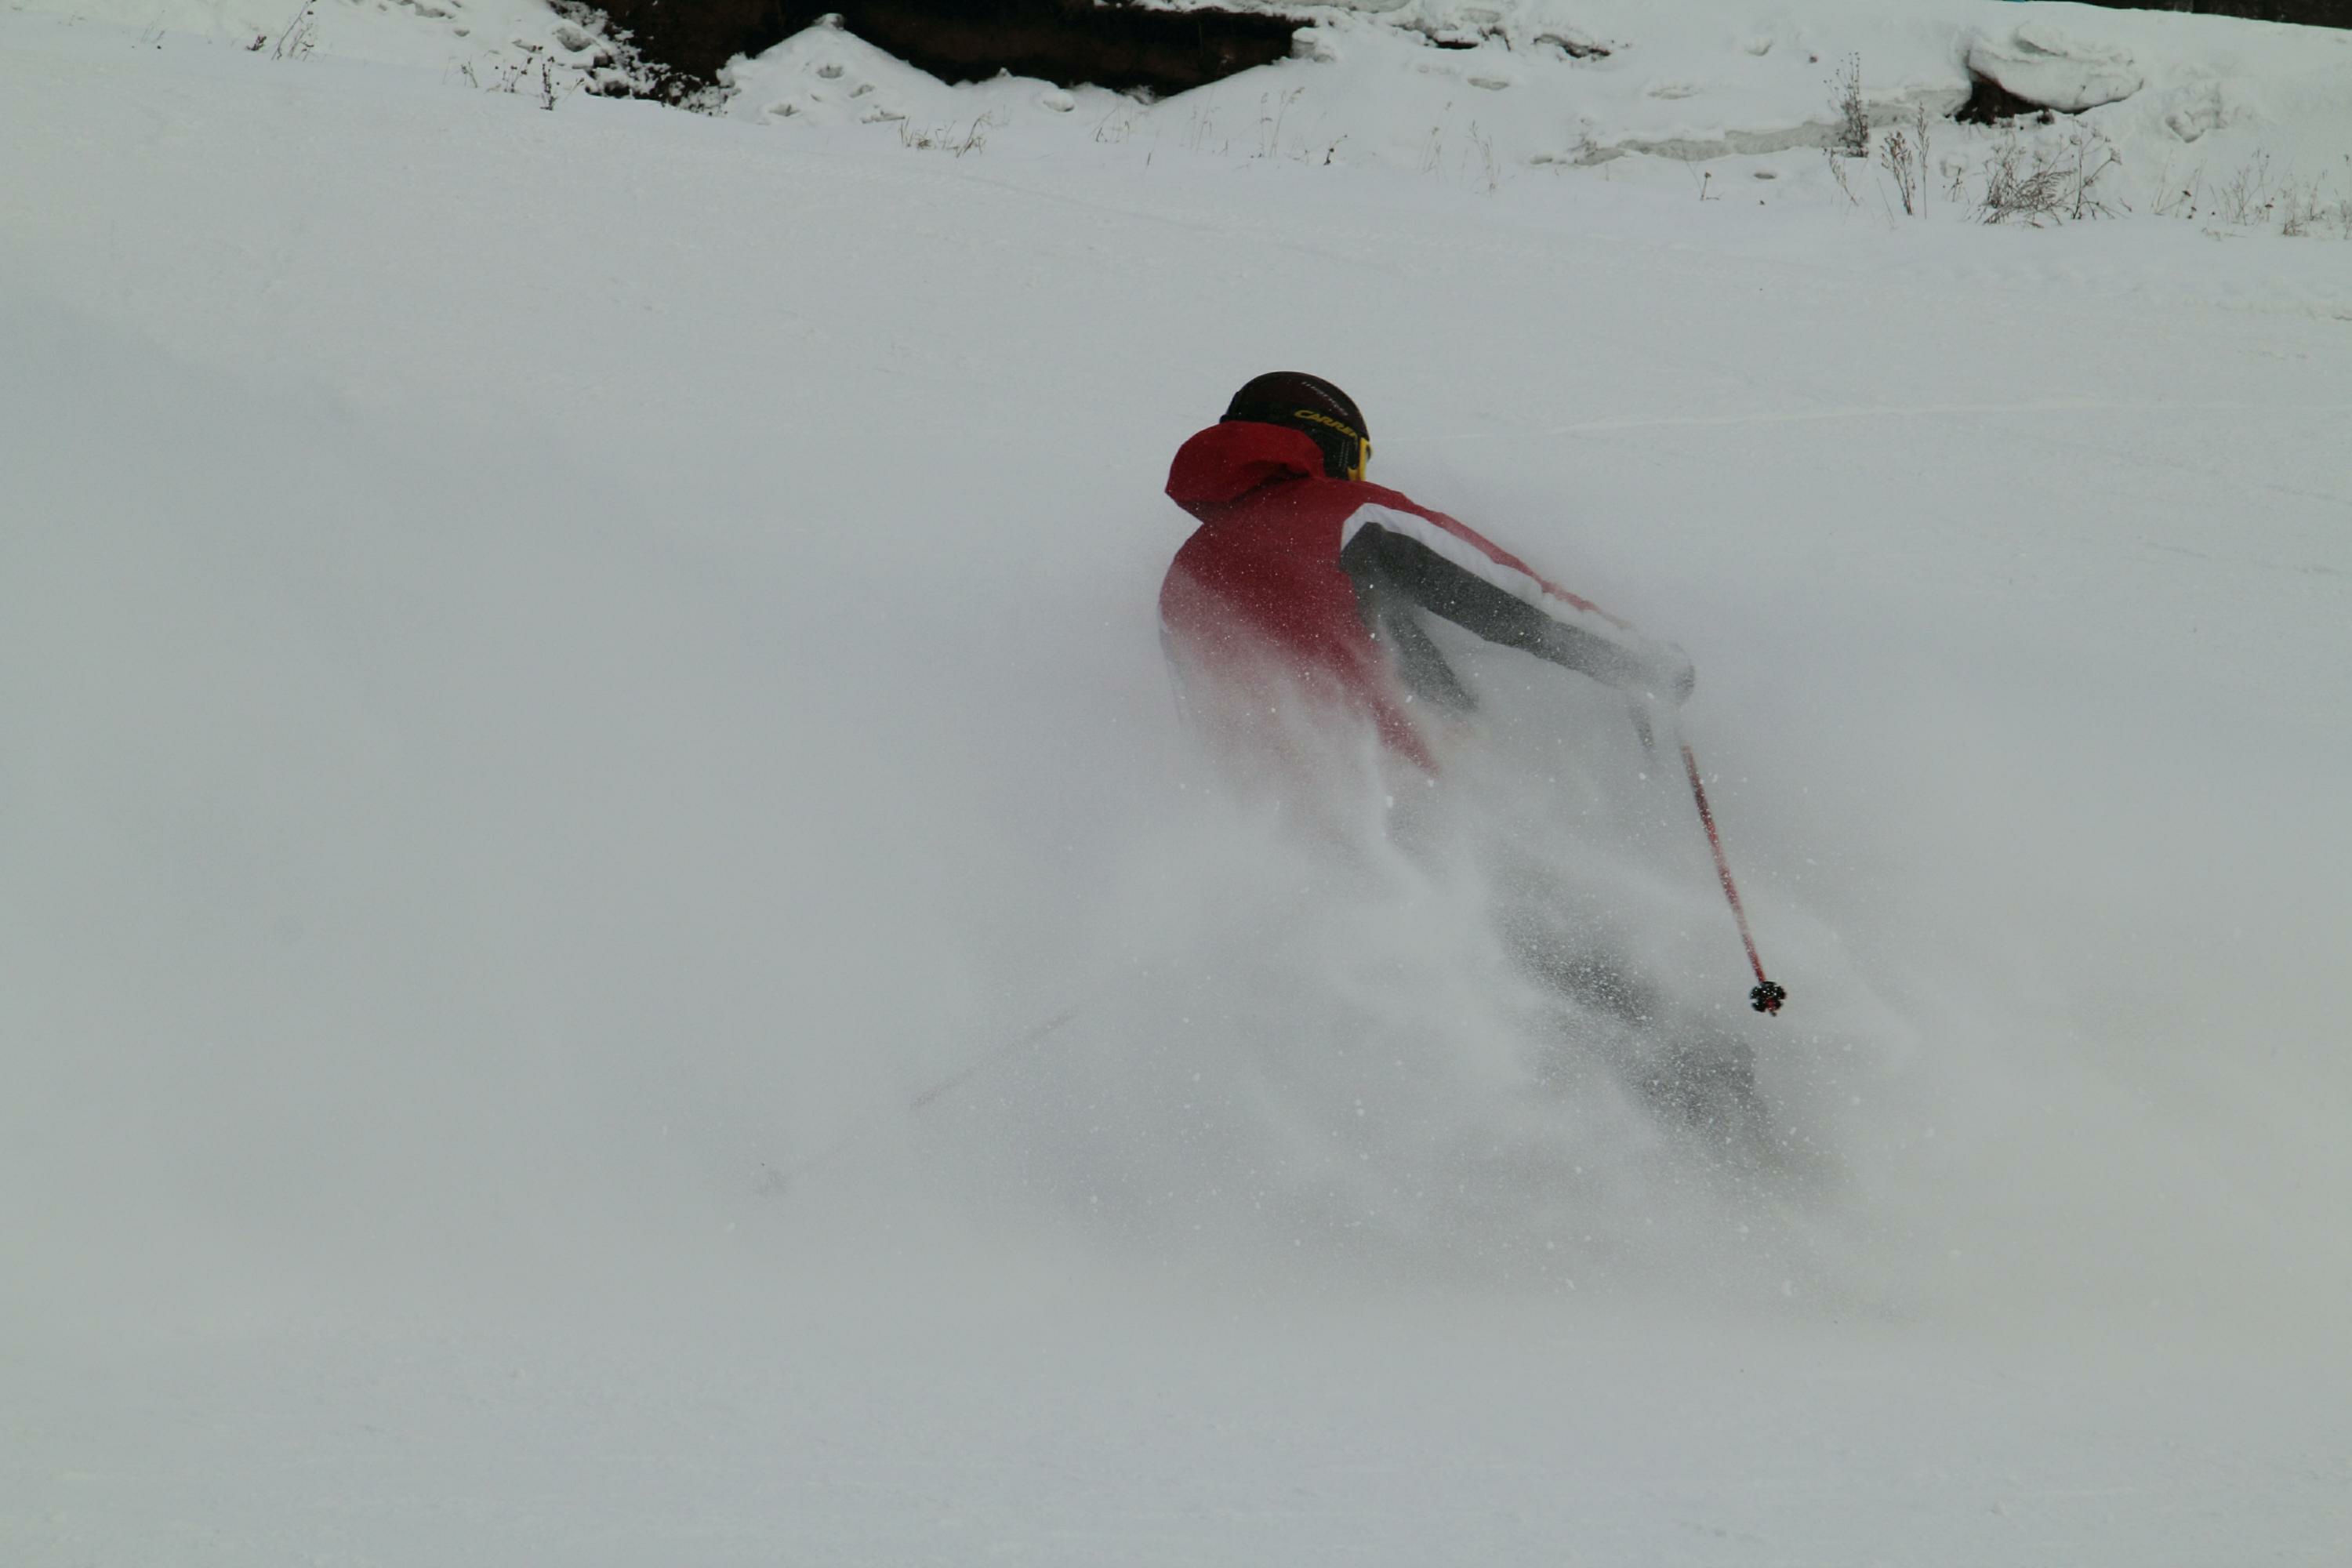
[5, 2, 2352, 1563]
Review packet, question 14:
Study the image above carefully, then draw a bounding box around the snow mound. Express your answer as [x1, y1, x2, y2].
[1966, 21, 2145, 113]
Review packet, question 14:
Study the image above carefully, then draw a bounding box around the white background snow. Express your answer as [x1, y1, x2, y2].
[5, 0, 2350, 1562]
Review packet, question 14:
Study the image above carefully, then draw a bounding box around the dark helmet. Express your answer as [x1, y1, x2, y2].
[1221, 372, 1371, 481]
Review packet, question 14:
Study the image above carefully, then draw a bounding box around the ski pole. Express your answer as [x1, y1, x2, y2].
[760, 1006, 1083, 1194]
[1680, 742, 1786, 1015]
[906, 1007, 1083, 1112]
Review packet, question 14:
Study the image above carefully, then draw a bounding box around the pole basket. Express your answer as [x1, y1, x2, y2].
[1748, 980, 1788, 1016]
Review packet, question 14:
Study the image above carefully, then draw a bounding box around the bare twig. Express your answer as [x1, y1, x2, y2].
[271, 0, 317, 60]
[1915, 104, 1931, 211]
[2216, 151, 2274, 227]
[1827, 151, 1859, 205]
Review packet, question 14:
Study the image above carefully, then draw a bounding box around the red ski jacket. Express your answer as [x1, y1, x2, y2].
[1160, 420, 1687, 771]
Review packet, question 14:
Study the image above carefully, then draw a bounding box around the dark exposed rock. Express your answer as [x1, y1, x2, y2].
[1955, 70, 2060, 125]
[583, 1, 1305, 100]
[1533, 31, 1611, 60]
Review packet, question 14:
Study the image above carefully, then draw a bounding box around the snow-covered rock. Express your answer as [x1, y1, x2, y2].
[1966, 20, 2145, 112]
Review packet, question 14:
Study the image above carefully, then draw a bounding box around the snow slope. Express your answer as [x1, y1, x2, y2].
[5, 6, 2352, 1564]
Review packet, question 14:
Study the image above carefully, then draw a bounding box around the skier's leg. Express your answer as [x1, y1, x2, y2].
[1492, 857, 1766, 1134]
[1489, 857, 1658, 1024]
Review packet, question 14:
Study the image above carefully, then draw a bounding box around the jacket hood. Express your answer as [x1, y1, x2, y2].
[1166, 421, 1325, 510]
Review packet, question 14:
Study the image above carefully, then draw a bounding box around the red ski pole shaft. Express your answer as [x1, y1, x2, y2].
[1681, 742, 1786, 1015]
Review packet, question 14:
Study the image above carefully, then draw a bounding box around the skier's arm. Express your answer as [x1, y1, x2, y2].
[1339, 520, 1693, 701]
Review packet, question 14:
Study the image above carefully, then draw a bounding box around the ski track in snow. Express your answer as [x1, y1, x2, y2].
[5, 6, 2352, 1565]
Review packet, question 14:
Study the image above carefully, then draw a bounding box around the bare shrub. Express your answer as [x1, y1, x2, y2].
[2183, 151, 2352, 236]
[1255, 87, 1301, 159]
[2216, 151, 2274, 227]
[1817, 56, 1876, 206]
[1826, 54, 1867, 157]
[1976, 128, 2123, 226]
[2151, 160, 2201, 220]
[2273, 162, 2352, 238]
[1465, 122, 1499, 193]
[900, 117, 990, 156]
[1880, 127, 1920, 216]
[1914, 105, 1931, 211]
[1977, 138, 2065, 224]
[463, 55, 577, 110]
[1183, 101, 1222, 154]
[2278, 179, 2321, 237]
[2066, 126, 2125, 220]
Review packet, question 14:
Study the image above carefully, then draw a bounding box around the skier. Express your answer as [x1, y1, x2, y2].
[1160, 371, 1693, 778]
[1161, 372, 1761, 1131]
